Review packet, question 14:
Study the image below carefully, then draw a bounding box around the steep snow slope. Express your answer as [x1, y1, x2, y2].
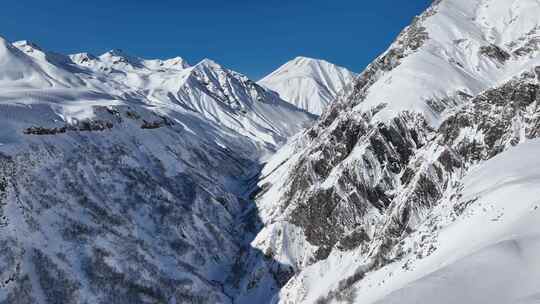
[280, 136, 540, 304]
[0, 101, 256, 303]
[347, 0, 540, 126]
[1, 0, 539, 302]
[259, 57, 356, 115]
[0, 35, 314, 303]
[244, 0, 540, 303]
[10, 40, 315, 151]
[0, 38, 86, 89]
[70, 48, 314, 151]
[371, 140, 540, 304]
[174, 59, 314, 148]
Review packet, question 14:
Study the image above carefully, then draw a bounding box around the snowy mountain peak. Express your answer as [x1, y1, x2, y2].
[12, 40, 43, 52]
[159, 56, 190, 69]
[289, 56, 333, 67]
[0, 35, 66, 88]
[195, 58, 223, 69]
[71, 50, 190, 72]
[13, 39, 73, 65]
[98, 48, 145, 68]
[2, 1, 540, 303]
[69, 52, 98, 64]
[101, 48, 131, 58]
[259, 56, 356, 115]
[191, 58, 251, 84]
[249, 1, 540, 303]
[0, 35, 14, 54]
[330, 0, 540, 127]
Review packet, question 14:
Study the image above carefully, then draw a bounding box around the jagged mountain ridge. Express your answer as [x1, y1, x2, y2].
[259, 56, 357, 115]
[0, 35, 314, 304]
[11, 39, 314, 150]
[1, 0, 540, 303]
[247, 0, 540, 303]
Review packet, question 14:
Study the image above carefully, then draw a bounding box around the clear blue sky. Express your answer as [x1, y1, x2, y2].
[1, 0, 431, 79]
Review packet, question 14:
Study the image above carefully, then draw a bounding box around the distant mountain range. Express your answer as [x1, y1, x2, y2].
[1, 0, 540, 303]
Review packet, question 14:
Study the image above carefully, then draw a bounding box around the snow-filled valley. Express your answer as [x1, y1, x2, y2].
[0, 35, 319, 303]
[1, 0, 540, 303]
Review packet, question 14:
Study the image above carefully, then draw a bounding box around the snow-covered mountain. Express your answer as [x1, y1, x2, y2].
[1, 0, 540, 303]
[0, 35, 314, 304]
[245, 0, 540, 303]
[259, 56, 356, 115]
[10, 39, 314, 151]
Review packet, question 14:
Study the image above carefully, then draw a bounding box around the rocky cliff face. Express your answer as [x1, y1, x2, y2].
[277, 70, 540, 304]
[249, 0, 540, 303]
[2, 0, 540, 303]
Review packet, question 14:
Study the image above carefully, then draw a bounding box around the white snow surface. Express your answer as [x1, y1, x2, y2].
[0, 33, 315, 303]
[256, 0, 540, 267]
[259, 56, 356, 115]
[278, 139, 540, 304]
[372, 140, 540, 304]
[249, 0, 540, 303]
[1, 0, 539, 302]
[1, 37, 314, 155]
[352, 0, 540, 127]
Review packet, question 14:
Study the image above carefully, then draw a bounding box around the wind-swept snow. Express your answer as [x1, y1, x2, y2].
[259, 56, 356, 115]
